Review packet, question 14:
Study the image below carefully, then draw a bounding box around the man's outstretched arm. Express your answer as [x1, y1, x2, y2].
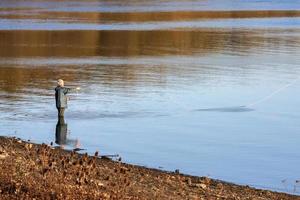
[63, 87, 80, 94]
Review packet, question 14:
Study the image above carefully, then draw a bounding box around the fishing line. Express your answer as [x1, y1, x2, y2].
[68, 77, 300, 114]
[245, 77, 300, 108]
[163, 76, 300, 113]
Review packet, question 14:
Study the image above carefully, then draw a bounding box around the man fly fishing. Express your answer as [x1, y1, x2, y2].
[55, 79, 80, 117]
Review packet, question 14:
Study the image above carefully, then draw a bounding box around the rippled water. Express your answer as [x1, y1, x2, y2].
[0, 0, 300, 194]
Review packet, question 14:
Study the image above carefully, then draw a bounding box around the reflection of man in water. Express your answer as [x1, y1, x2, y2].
[55, 79, 80, 117]
[55, 116, 68, 145]
[55, 117, 82, 150]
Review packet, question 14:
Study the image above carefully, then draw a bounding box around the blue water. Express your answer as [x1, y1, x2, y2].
[0, 0, 300, 12]
[0, 18, 299, 30]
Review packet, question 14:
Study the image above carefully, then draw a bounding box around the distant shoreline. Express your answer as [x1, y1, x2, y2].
[1, 10, 300, 22]
[0, 136, 298, 199]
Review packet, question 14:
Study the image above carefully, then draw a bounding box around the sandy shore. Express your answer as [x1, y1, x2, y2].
[0, 136, 298, 200]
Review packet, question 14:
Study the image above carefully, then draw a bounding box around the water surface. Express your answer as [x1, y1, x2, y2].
[0, 0, 300, 194]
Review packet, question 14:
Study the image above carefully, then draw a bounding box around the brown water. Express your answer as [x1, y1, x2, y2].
[0, 0, 300, 194]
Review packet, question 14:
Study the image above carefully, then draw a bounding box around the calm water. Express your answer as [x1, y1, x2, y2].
[1, 0, 300, 194]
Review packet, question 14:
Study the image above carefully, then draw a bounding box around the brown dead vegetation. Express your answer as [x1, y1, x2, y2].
[0, 136, 299, 200]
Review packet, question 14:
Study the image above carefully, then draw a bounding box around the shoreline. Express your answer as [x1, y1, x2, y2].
[0, 136, 299, 199]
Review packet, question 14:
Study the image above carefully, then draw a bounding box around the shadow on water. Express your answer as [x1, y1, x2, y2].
[195, 106, 254, 113]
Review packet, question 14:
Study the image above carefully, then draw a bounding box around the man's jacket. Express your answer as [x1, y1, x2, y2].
[55, 86, 71, 108]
